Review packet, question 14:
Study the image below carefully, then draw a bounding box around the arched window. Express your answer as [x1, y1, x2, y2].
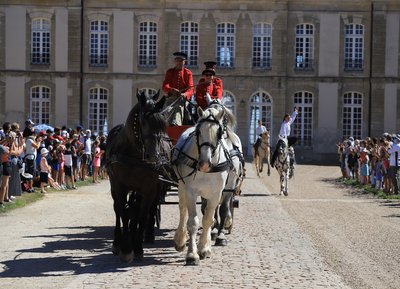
[31, 18, 51, 64]
[252, 23, 272, 69]
[138, 21, 157, 67]
[89, 20, 108, 66]
[216, 23, 235, 68]
[293, 91, 313, 147]
[30, 86, 50, 124]
[344, 24, 364, 71]
[249, 91, 273, 145]
[138, 88, 158, 98]
[343, 92, 363, 139]
[180, 22, 199, 67]
[295, 23, 314, 70]
[221, 90, 236, 116]
[88, 87, 108, 132]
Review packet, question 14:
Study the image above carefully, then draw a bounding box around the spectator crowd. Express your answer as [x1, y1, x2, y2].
[337, 133, 400, 195]
[0, 119, 107, 208]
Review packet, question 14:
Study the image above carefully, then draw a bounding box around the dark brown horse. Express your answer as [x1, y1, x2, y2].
[105, 90, 168, 262]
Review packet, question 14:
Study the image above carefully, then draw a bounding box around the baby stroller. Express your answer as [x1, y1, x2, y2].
[21, 154, 35, 193]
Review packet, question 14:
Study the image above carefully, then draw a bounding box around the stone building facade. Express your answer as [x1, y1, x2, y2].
[0, 0, 399, 159]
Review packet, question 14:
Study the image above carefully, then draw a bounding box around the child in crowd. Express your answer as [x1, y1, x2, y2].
[92, 140, 102, 183]
[64, 142, 77, 189]
[40, 148, 51, 194]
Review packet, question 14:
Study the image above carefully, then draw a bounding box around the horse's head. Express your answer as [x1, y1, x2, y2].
[195, 106, 225, 173]
[136, 90, 167, 163]
[260, 131, 270, 145]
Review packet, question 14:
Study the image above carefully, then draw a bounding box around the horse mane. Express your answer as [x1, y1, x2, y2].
[107, 93, 167, 159]
[208, 103, 236, 131]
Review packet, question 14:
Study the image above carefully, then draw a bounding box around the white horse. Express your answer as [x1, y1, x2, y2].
[201, 102, 245, 246]
[172, 106, 231, 265]
[274, 138, 295, 196]
[252, 131, 271, 177]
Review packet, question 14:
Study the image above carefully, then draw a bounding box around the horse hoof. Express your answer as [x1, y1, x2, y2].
[215, 237, 228, 246]
[283, 191, 288, 196]
[198, 249, 211, 259]
[224, 216, 233, 229]
[174, 243, 186, 252]
[185, 254, 200, 265]
[119, 252, 134, 263]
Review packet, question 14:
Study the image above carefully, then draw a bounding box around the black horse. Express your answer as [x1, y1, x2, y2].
[105, 90, 168, 262]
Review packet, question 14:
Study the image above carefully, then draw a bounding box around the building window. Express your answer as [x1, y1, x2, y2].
[222, 91, 236, 116]
[216, 23, 235, 68]
[293, 91, 313, 147]
[344, 24, 364, 71]
[89, 20, 108, 66]
[343, 92, 363, 139]
[31, 18, 51, 65]
[249, 91, 273, 145]
[180, 22, 199, 67]
[295, 24, 314, 70]
[138, 88, 158, 98]
[88, 87, 108, 132]
[252, 23, 272, 69]
[30, 86, 50, 124]
[138, 21, 157, 67]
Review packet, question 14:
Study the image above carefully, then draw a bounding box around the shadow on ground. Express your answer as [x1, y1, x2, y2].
[0, 226, 178, 278]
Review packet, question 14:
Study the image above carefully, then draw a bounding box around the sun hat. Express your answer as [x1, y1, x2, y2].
[41, 148, 49, 155]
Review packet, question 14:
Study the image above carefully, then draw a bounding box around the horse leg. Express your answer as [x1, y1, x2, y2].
[215, 192, 231, 246]
[284, 170, 289, 196]
[198, 194, 219, 259]
[267, 153, 271, 176]
[132, 194, 153, 261]
[259, 154, 263, 173]
[185, 191, 200, 265]
[254, 155, 260, 177]
[174, 184, 188, 252]
[119, 193, 134, 263]
[201, 198, 218, 241]
[144, 192, 159, 244]
[280, 173, 285, 196]
[112, 203, 122, 256]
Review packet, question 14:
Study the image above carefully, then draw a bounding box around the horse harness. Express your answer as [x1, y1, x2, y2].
[108, 112, 167, 172]
[173, 114, 240, 182]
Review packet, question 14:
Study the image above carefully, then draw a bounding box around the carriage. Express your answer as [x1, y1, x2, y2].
[105, 91, 245, 264]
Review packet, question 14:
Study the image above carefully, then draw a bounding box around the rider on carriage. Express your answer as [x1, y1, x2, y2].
[195, 62, 223, 108]
[162, 52, 194, 126]
[270, 106, 298, 169]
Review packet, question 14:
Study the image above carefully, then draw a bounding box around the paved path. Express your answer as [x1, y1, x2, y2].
[0, 163, 351, 289]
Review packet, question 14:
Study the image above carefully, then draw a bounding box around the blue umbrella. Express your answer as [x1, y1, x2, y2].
[33, 124, 54, 133]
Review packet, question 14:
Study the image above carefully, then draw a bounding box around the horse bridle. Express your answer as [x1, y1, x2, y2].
[195, 113, 224, 157]
[133, 111, 163, 164]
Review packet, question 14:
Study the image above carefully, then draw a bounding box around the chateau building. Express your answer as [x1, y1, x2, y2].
[0, 0, 399, 159]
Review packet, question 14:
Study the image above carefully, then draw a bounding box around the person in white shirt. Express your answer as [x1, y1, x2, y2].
[253, 119, 267, 151]
[388, 134, 400, 194]
[271, 106, 298, 167]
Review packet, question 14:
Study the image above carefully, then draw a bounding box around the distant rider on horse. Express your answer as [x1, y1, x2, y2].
[271, 106, 298, 168]
[253, 119, 267, 153]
